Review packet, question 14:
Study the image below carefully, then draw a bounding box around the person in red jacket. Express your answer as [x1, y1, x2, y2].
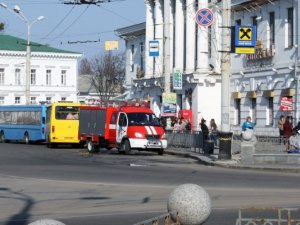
[283, 116, 293, 151]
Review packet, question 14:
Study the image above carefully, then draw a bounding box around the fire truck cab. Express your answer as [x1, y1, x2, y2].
[79, 104, 167, 155]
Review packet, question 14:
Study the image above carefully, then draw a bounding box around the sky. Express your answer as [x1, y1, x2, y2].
[0, 0, 146, 58]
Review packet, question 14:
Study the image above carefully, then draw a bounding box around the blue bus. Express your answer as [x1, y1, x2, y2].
[0, 105, 47, 143]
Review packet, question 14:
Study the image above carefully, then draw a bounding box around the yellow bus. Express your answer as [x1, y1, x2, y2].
[45, 102, 81, 148]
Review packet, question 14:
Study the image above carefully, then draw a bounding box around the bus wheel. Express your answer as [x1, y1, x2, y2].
[122, 140, 131, 155]
[24, 133, 30, 144]
[87, 139, 95, 153]
[0, 131, 5, 143]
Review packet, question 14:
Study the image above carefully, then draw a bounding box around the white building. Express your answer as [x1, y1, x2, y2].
[0, 35, 82, 105]
[118, 0, 300, 136]
[117, 1, 223, 130]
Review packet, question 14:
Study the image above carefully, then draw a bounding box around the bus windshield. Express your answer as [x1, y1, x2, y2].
[127, 113, 160, 126]
[55, 106, 79, 120]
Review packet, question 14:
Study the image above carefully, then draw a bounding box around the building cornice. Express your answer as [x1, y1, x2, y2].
[0, 50, 82, 59]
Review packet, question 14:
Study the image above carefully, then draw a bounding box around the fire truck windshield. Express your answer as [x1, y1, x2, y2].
[127, 113, 160, 126]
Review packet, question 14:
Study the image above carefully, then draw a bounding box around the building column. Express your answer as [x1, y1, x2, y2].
[145, 0, 155, 78]
[185, 0, 196, 74]
[164, 0, 172, 92]
[196, 0, 209, 74]
[175, 0, 185, 72]
[154, 0, 164, 77]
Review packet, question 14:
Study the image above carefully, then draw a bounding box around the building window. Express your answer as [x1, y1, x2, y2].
[251, 98, 257, 124]
[252, 16, 257, 27]
[267, 97, 274, 125]
[61, 70, 66, 86]
[234, 99, 241, 125]
[269, 12, 275, 45]
[140, 42, 144, 71]
[31, 69, 36, 85]
[15, 68, 21, 85]
[30, 97, 36, 104]
[235, 19, 241, 25]
[0, 68, 4, 85]
[208, 26, 212, 58]
[15, 97, 21, 104]
[61, 97, 66, 101]
[287, 7, 294, 48]
[0, 96, 4, 104]
[46, 97, 52, 103]
[46, 69, 51, 85]
[130, 44, 134, 72]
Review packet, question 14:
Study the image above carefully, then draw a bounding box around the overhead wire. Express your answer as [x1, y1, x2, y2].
[41, 4, 76, 40]
[49, 5, 90, 43]
[97, 4, 136, 24]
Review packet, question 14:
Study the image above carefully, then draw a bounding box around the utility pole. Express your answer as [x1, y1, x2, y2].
[218, 0, 232, 160]
[221, 0, 231, 132]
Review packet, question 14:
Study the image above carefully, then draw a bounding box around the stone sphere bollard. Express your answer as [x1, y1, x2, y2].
[242, 129, 254, 141]
[167, 183, 211, 225]
[28, 219, 66, 225]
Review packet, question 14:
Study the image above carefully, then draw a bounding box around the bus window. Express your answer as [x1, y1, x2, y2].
[55, 106, 79, 120]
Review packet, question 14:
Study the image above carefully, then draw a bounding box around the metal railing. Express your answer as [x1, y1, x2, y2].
[133, 212, 180, 225]
[165, 131, 286, 153]
[235, 207, 300, 225]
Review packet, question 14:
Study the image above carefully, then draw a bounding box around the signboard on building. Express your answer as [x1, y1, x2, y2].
[234, 25, 256, 54]
[105, 41, 119, 51]
[280, 96, 293, 111]
[173, 69, 182, 90]
[162, 92, 177, 117]
[149, 40, 159, 57]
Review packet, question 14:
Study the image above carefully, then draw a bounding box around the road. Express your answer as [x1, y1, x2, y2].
[0, 143, 299, 225]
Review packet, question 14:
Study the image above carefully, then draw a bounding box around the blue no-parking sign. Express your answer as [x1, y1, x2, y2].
[195, 8, 214, 27]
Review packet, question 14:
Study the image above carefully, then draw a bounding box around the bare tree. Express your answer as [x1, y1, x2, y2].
[90, 51, 125, 104]
[79, 57, 92, 75]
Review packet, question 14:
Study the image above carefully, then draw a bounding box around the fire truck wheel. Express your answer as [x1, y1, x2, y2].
[158, 149, 164, 155]
[122, 140, 131, 155]
[87, 139, 96, 153]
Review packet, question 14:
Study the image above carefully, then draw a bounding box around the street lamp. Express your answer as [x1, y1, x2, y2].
[0, 3, 44, 104]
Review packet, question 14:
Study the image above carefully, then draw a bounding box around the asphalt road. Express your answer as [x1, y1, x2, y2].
[0, 143, 299, 225]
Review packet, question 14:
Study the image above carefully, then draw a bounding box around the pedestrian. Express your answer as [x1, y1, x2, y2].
[200, 118, 209, 141]
[277, 115, 285, 144]
[173, 119, 184, 132]
[241, 116, 255, 131]
[293, 118, 300, 133]
[209, 118, 218, 147]
[66, 112, 75, 120]
[283, 116, 293, 151]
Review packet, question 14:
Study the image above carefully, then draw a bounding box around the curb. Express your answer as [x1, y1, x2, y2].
[165, 149, 300, 173]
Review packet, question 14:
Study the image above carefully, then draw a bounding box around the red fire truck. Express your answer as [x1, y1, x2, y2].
[79, 104, 167, 155]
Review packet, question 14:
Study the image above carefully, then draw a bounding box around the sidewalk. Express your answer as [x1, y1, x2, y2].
[164, 147, 300, 173]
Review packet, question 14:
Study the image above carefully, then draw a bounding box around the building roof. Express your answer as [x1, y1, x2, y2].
[0, 35, 80, 54]
[115, 22, 145, 39]
[77, 74, 97, 94]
